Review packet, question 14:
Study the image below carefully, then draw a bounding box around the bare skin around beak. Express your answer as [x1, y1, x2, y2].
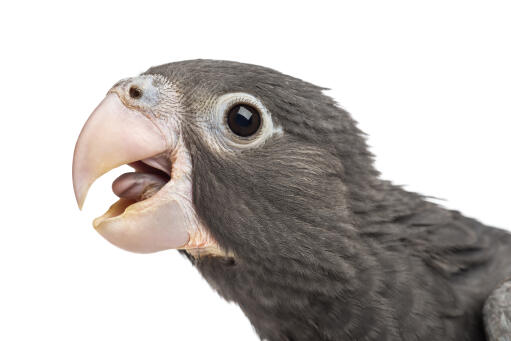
[72, 93, 191, 253]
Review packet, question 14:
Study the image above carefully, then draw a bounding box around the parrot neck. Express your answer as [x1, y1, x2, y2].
[189, 186, 419, 341]
[190, 221, 409, 341]
[189, 177, 439, 340]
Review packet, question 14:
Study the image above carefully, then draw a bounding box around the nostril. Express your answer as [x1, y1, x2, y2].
[129, 85, 143, 99]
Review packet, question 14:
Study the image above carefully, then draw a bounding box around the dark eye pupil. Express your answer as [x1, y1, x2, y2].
[129, 86, 143, 99]
[227, 104, 261, 137]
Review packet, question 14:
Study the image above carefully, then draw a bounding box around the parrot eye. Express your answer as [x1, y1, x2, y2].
[129, 86, 143, 99]
[214, 92, 279, 149]
[226, 104, 261, 137]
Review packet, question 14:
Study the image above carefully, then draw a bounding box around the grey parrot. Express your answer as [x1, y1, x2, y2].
[72, 60, 511, 341]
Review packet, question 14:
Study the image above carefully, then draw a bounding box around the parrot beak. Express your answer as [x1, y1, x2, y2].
[72, 92, 192, 253]
[73, 93, 167, 209]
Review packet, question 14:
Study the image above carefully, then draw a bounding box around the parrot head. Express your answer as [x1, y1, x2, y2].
[73, 59, 373, 262]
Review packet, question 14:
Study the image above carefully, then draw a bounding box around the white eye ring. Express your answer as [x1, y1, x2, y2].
[213, 92, 279, 149]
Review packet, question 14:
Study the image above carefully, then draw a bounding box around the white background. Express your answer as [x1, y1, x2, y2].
[1, 1, 510, 340]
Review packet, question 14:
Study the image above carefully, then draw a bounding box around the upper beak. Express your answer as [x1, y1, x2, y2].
[72, 93, 167, 209]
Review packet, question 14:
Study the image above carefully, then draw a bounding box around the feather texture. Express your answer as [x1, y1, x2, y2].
[144, 60, 511, 340]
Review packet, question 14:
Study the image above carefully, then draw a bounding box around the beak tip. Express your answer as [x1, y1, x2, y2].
[74, 195, 84, 210]
[73, 182, 87, 211]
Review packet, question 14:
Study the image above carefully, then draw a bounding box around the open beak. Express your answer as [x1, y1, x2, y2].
[73, 93, 191, 253]
[73, 93, 167, 209]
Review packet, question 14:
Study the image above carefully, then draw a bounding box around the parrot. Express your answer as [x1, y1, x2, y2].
[72, 59, 511, 341]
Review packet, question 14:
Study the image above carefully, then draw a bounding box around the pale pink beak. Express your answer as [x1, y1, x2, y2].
[72, 92, 191, 253]
[73, 93, 167, 209]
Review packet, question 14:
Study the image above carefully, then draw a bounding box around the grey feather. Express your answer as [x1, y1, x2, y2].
[484, 280, 511, 341]
[144, 60, 511, 341]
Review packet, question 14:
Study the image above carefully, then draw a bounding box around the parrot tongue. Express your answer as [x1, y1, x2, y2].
[112, 172, 168, 201]
[112, 156, 171, 202]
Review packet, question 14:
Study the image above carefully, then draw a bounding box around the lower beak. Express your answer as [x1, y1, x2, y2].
[72, 93, 190, 253]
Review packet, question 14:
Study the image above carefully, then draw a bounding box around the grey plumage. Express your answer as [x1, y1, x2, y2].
[484, 281, 511, 341]
[143, 60, 511, 340]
